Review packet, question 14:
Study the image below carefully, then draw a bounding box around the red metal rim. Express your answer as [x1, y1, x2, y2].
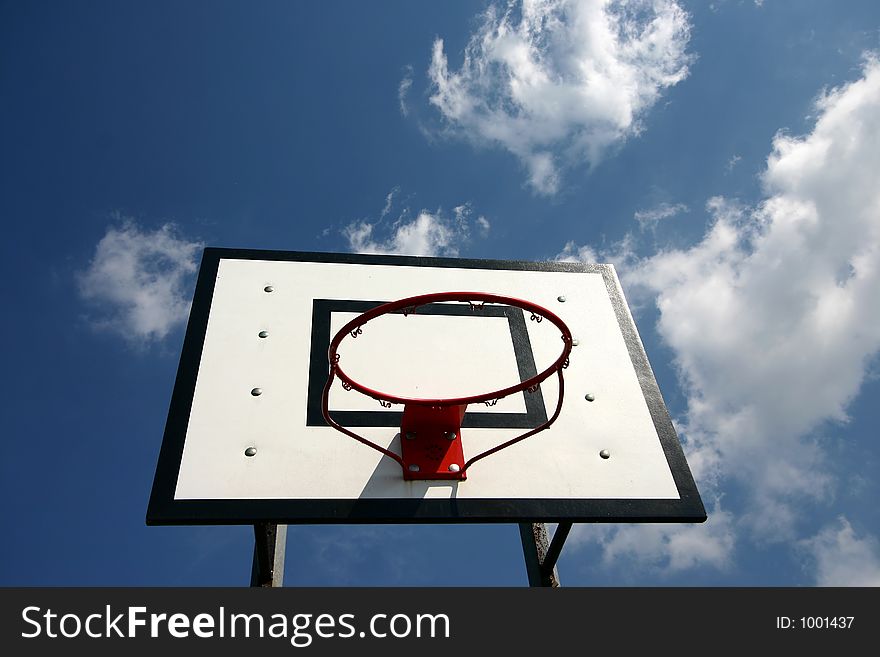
[326, 291, 573, 408]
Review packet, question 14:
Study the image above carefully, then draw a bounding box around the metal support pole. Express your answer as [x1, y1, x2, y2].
[250, 523, 287, 587]
[519, 522, 572, 587]
[519, 522, 558, 587]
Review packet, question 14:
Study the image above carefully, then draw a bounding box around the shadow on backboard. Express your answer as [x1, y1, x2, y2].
[350, 432, 462, 520]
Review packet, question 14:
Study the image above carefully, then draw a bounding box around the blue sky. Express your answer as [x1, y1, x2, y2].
[2, 0, 880, 586]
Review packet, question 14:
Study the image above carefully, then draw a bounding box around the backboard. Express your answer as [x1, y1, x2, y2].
[147, 248, 705, 524]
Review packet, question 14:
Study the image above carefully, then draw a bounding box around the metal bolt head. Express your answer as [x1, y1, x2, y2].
[244, 447, 257, 457]
[251, 388, 263, 396]
[585, 393, 595, 402]
[599, 449, 611, 459]
[258, 330, 269, 338]
[404, 432, 416, 441]
[444, 431, 457, 441]
[571, 338, 579, 347]
[263, 285, 274, 293]
[448, 464, 461, 472]
[408, 464, 420, 472]
[557, 295, 567, 302]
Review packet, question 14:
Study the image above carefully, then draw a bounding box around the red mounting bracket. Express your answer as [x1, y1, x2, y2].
[400, 404, 467, 481]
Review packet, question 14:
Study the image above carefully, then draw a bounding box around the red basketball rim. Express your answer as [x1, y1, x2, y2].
[327, 291, 573, 407]
[321, 291, 574, 475]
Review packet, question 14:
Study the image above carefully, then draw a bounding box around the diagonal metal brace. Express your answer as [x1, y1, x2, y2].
[519, 522, 573, 587]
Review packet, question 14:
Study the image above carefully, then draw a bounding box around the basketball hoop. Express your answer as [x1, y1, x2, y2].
[321, 292, 573, 480]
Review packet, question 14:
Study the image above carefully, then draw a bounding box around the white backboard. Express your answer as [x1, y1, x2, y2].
[148, 249, 705, 524]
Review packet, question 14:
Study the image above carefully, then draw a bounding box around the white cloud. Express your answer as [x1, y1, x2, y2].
[77, 219, 203, 344]
[633, 201, 689, 231]
[343, 194, 487, 257]
[801, 518, 880, 586]
[344, 213, 459, 256]
[381, 186, 400, 219]
[626, 57, 880, 541]
[398, 66, 413, 117]
[555, 233, 636, 271]
[427, 0, 692, 194]
[476, 215, 491, 238]
[725, 154, 742, 173]
[557, 56, 880, 574]
[556, 241, 600, 264]
[570, 504, 735, 576]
